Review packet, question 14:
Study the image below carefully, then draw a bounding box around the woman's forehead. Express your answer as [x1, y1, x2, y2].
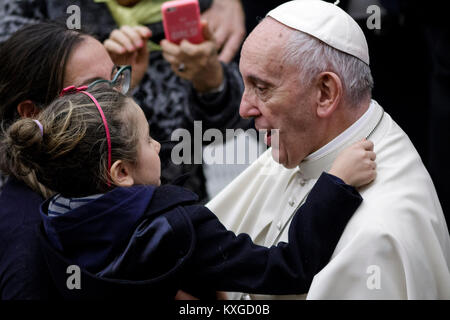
[64, 37, 114, 87]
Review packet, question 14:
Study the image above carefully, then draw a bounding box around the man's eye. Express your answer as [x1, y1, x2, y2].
[256, 86, 267, 93]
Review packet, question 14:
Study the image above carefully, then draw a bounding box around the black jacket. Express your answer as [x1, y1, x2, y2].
[0, 178, 59, 299]
[38, 173, 362, 300]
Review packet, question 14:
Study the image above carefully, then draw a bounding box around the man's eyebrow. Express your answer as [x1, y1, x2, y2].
[248, 75, 273, 87]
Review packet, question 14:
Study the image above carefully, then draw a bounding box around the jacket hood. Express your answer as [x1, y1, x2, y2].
[40, 185, 156, 274]
[39, 184, 200, 299]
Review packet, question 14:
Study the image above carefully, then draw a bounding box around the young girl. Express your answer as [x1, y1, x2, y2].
[0, 86, 376, 299]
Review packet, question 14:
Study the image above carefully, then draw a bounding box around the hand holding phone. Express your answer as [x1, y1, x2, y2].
[160, 20, 224, 93]
[162, 0, 204, 44]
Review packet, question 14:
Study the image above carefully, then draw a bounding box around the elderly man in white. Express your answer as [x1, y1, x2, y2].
[207, 0, 450, 299]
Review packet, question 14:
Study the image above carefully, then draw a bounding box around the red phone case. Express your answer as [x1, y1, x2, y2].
[162, 0, 204, 44]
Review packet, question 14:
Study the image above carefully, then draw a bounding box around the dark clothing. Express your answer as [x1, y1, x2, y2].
[39, 173, 362, 299]
[0, 0, 247, 201]
[0, 178, 58, 299]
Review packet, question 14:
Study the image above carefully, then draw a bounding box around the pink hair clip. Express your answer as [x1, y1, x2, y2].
[33, 119, 44, 136]
[59, 85, 89, 97]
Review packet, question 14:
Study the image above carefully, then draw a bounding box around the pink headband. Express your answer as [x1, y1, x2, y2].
[60, 85, 112, 187]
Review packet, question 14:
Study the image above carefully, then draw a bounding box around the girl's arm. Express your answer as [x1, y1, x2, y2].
[182, 171, 362, 295]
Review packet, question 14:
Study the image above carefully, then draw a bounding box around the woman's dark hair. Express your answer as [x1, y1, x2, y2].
[0, 21, 86, 125]
[0, 87, 140, 198]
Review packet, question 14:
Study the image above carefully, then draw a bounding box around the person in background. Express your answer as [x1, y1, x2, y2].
[0, 0, 247, 201]
[0, 23, 90, 299]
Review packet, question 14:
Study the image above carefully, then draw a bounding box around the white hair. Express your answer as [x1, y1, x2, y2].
[283, 29, 374, 107]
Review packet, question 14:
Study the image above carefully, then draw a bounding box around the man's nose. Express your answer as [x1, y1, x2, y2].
[239, 91, 261, 119]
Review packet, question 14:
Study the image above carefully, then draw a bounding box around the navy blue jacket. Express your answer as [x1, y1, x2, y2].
[39, 173, 362, 299]
[0, 178, 59, 299]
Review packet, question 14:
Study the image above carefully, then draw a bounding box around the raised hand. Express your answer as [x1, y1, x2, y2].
[160, 20, 223, 93]
[103, 25, 152, 89]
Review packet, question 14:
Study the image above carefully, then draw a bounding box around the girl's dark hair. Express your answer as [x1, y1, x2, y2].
[0, 87, 140, 198]
[0, 21, 86, 125]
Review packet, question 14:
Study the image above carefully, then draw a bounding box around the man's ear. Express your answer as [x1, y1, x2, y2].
[110, 160, 135, 187]
[315, 72, 343, 118]
[17, 100, 40, 118]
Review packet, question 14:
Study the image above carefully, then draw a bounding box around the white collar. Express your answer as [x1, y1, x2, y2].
[297, 100, 384, 180]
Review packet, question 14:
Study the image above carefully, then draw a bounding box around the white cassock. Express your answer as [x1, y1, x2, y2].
[207, 100, 450, 299]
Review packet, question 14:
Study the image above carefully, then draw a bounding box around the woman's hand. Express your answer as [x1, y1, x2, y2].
[160, 21, 224, 93]
[103, 25, 152, 89]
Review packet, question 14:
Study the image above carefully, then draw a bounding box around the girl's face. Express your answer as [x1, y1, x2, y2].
[128, 100, 161, 186]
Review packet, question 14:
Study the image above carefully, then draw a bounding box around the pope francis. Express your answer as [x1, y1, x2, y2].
[207, 0, 450, 299]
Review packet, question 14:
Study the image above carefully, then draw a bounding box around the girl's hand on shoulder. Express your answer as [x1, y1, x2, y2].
[329, 139, 377, 187]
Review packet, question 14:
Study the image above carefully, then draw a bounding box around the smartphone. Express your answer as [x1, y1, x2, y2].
[161, 0, 204, 44]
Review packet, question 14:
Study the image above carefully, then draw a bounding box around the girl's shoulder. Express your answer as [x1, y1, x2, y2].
[145, 184, 200, 216]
